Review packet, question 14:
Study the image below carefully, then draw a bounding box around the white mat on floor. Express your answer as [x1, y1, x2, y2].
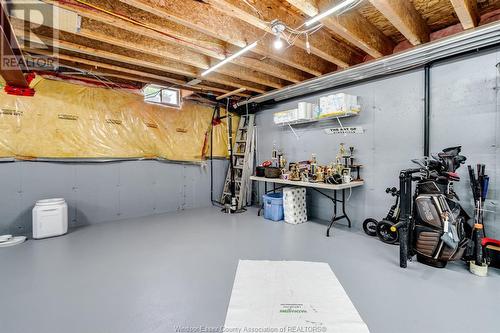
[224, 260, 369, 333]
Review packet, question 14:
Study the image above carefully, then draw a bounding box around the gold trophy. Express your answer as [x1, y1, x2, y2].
[316, 166, 325, 182]
[289, 163, 300, 181]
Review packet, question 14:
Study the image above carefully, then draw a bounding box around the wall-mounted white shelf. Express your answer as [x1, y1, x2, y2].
[275, 111, 359, 127]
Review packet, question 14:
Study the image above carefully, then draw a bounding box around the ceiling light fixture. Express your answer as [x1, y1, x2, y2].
[274, 35, 284, 50]
[201, 41, 258, 76]
[271, 20, 286, 50]
[305, 0, 357, 26]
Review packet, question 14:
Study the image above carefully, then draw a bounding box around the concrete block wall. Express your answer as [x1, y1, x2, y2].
[0, 159, 228, 236]
[0, 49, 498, 240]
[255, 48, 500, 239]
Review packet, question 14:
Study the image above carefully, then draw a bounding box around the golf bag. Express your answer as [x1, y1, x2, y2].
[394, 147, 472, 268]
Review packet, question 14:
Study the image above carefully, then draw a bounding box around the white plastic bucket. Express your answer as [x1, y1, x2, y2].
[32, 198, 68, 239]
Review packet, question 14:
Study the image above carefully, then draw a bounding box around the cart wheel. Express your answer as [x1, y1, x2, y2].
[376, 220, 399, 244]
[363, 218, 378, 237]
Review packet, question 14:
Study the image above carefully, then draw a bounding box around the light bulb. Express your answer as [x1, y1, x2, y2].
[274, 35, 283, 50]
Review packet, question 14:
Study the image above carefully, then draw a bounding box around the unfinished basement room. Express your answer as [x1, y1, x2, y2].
[1, 0, 500, 332]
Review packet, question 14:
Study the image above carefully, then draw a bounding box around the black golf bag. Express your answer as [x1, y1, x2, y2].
[395, 147, 472, 268]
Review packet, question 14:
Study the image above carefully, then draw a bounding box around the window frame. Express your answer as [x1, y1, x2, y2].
[143, 85, 182, 108]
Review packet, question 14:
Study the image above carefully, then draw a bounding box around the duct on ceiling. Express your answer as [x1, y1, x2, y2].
[237, 21, 500, 107]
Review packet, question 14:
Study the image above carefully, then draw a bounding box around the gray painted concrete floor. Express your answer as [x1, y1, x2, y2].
[0, 207, 498, 333]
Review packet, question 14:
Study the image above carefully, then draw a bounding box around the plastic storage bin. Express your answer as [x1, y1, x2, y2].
[263, 193, 284, 221]
[32, 198, 68, 239]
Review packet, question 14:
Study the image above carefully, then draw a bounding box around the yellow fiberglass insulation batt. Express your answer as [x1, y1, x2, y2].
[0, 76, 238, 161]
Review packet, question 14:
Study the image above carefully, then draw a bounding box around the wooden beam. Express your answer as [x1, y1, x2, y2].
[58, 71, 221, 96]
[19, 31, 192, 76]
[232, 57, 309, 83]
[450, 0, 479, 29]
[84, 72, 162, 86]
[368, 0, 429, 45]
[11, 15, 287, 89]
[97, 73, 250, 96]
[36, 71, 142, 89]
[285, 0, 319, 17]
[12, 18, 288, 89]
[205, 0, 362, 67]
[25, 49, 188, 87]
[16, 28, 269, 93]
[79, 18, 307, 84]
[41, 1, 310, 83]
[0, 2, 29, 87]
[117, 0, 334, 76]
[77, 19, 211, 69]
[286, 0, 395, 58]
[216, 88, 246, 100]
[77, 20, 287, 89]
[214, 63, 286, 89]
[24, 50, 250, 96]
[41, 0, 227, 59]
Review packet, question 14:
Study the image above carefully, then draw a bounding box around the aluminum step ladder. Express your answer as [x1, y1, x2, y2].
[221, 114, 255, 210]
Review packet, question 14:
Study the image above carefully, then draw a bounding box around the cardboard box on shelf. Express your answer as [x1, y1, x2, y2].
[319, 93, 360, 118]
[273, 110, 289, 124]
[273, 93, 359, 125]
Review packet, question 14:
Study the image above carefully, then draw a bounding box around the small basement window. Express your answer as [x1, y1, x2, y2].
[143, 85, 181, 108]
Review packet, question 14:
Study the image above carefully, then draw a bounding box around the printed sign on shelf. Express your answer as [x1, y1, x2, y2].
[324, 126, 364, 135]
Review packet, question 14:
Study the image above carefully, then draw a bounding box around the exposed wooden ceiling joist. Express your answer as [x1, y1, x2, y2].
[368, 0, 429, 45]
[41, 0, 227, 59]
[204, 0, 363, 67]
[215, 88, 246, 100]
[13, 0, 500, 101]
[25, 44, 254, 97]
[25, 49, 188, 87]
[82, 72, 165, 87]
[25, 50, 250, 96]
[450, 0, 479, 29]
[15, 27, 269, 93]
[79, 18, 308, 84]
[97, 73, 183, 90]
[41, 0, 310, 84]
[35, 69, 147, 89]
[78, 20, 211, 70]
[231, 57, 310, 84]
[68, 20, 289, 89]
[286, 0, 395, 58]
[117, 0, 334, 76]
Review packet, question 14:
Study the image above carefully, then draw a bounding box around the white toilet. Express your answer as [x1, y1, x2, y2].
[32, 198, 68, 239]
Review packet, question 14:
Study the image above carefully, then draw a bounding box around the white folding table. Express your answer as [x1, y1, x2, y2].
[250, 176, 364, 237]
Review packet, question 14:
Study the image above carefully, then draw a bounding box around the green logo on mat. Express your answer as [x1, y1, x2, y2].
[279, 303, 307, 314]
